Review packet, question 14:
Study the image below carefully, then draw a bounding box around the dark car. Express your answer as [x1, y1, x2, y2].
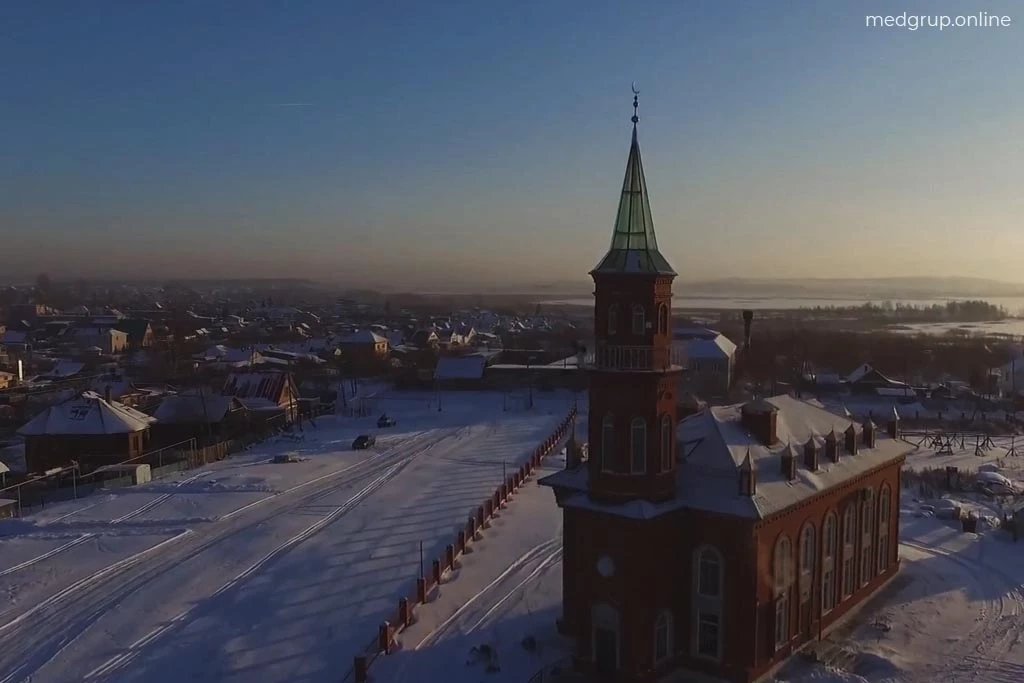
[352, 434, 376, 450]
[377, 413, 397, 428]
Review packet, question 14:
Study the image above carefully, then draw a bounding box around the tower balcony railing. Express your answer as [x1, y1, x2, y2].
[584, 344, 687, 371]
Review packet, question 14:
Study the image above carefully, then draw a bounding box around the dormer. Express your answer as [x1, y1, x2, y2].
[739, 449, 757, 496]
[803, 435, 820, 471]
[862, 419, 877, 448]
[781, 443, 798, 482]
[887, 405, 900, 439]
[824, 428, 839, 463]
[844, 423, 859, 455]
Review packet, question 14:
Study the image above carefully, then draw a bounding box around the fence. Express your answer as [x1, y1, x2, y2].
[0, 403, 329, 516]
[526, 656, 576, 682]
[340, 406, 578, 683]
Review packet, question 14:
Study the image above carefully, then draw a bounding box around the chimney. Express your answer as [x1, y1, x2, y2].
[844, 423, 859, 455]
[803, 436, 820, 471]
[741, 399, 778, 446]
[887, 406, 900, 439]
[781, 444, 798, 481]
[104, 385, 112, 404]
[825, 428, 839, 462]
[739, 449, 756, 496]
[862, 419, 877, 448]
[742, 310, 753, 350]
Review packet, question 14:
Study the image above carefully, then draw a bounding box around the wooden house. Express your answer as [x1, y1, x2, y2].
[17, 390, 155, 474]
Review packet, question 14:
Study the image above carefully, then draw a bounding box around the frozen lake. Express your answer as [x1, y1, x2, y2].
[544, 295, 1024, 313]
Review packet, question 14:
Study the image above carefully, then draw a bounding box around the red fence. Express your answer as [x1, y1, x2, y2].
[342, 406, 578, 683]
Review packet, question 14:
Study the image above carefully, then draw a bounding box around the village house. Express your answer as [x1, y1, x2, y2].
[72, 327, 128, 355]
[673, 327, 737, 397]
[114, 318, 156, 349]
[221, 370, 299, 424]
[540, 105, 910, 683]
[17, 390, 155, 474]
[337, 330, 390, 370]
[152, 391, 248, 445]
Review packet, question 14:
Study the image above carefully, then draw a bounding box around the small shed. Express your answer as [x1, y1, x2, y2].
[0, 498, 16, 519]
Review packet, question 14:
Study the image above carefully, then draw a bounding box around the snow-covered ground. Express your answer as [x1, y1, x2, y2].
[777, 443, 1024, 683]
[0, 390, 574, 683]
[372, 449, 572, 683]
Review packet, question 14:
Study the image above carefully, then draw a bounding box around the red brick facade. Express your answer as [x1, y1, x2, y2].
[557, 458, 903, 682]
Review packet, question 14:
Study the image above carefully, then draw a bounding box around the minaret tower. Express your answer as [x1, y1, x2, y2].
[587, 89, 682, 504]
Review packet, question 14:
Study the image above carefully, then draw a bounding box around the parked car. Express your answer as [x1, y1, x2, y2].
[352, 434, 376, 450]
[377, 413, 397, 428]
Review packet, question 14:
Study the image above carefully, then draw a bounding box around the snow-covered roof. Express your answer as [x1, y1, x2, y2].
[17, 391, 155, 436]
[340, 330, 387, 345]
[41, 361, 85, 379]
[154, 394, 242, 424]
[222, 371, 292, 403]
[846, 363, 874, 384]
[680, 334, 737, 360]
[434, 355, 487, 380]
[544, 395, 910, 521]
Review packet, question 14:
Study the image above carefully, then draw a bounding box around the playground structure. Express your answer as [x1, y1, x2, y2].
[903, 429, 1019, 457]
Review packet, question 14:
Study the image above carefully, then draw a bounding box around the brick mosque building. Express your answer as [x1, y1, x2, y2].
[540, 96, 911, 683]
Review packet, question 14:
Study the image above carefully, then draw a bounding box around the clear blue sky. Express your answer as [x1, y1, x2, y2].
[3, 1, 1022, 289]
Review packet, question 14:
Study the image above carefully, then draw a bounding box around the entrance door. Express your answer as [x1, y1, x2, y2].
[594, 626, 618, 673]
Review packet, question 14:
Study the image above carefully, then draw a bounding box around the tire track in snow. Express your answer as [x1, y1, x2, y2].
[900, 539, 1024, 683]
[416, 536, 563, 649]
[108, 471, 210, 525]
[84, 454, 426, 680]
[0, 427, 458, 683]
[0, 535, 96, 578]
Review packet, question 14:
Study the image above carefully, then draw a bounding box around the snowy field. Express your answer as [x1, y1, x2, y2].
[0, 390, 574, 683]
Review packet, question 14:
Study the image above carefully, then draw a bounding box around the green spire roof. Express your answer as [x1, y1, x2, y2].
[591, 124, 676, 276]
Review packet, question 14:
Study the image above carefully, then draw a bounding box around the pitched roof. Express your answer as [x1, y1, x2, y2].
[222, 371, 293, 403]
[17, 391, 155, 436]
[340, 330, 387, 345]
[591, 123, 676, 276]
[153, 393, 242, 424]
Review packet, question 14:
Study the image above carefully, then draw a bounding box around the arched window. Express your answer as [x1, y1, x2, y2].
[654, 610, 673, 663]
[660, 415, 673, 471]
[800, 524, 816, 575]
[692, 546, 723, 660]
[841, 506, 856, 599]
[632, 305, 645, 335]
[592, 603, 620, 673]
[607, 305, 618, 335]
[601, 415, 615, 472]
[822, 513, 838, 613]
[697, 547, 722, 598]
[630, 418, 646, 474]
[860, 489, 874, 587]
[658, 304, 669, 335]
[879, 484, 892, 524]
[773, 535, 793, 593]
[773, 535, 793, 649]
[799, 523, 815, 605]
[877, 485, 892, 573]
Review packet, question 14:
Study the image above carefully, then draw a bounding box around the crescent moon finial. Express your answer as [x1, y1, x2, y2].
[631, 81, 640, 95]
